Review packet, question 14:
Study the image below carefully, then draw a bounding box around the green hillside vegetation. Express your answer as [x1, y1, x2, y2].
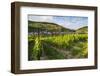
[76, 26, 88, 34]
[28, 21, 75, 34]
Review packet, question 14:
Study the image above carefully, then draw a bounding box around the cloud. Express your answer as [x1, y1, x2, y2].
[28, 15, 53, 22]
[61, 16, 88, 30]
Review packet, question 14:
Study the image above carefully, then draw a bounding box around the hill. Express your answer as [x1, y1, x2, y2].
[28, 21, 87, 35]
[76, 26, 88, 34]
[28, 21, 75, 34]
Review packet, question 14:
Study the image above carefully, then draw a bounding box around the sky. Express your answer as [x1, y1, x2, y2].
[28, 15, 88, 30]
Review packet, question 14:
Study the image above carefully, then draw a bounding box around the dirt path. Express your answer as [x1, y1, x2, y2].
[40, 49, 48, 60]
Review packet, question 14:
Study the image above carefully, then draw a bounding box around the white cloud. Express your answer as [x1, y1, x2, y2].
[28, 15, 53, 22]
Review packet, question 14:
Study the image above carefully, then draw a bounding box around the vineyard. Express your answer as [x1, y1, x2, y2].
[28, 34, 88, 60]
[28, 20, 88, 60]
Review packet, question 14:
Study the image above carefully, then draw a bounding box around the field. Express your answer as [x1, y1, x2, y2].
[28, 16, 88, 61]
[28, 34, 88, 60]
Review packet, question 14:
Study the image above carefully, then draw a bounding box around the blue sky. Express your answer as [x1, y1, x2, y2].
[28, 15, 88, 30]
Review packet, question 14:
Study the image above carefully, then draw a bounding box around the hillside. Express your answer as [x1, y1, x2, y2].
[28, 21, 87, 34]
[76, 26, 88, 34]
[28, 21, 75, 34]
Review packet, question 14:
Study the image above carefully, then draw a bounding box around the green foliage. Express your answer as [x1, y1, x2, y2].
[43, 43, 65, 59]
[31, 37, 43, 60]
[28, 34, 88, 60]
